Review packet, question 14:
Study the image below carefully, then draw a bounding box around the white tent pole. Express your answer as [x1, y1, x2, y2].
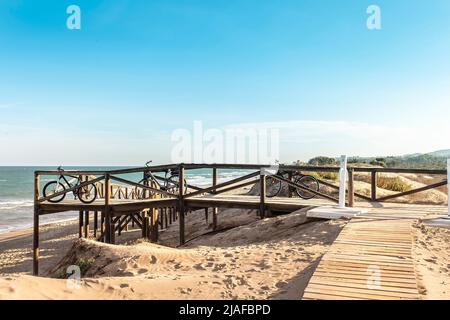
[339, 155, 348, 208]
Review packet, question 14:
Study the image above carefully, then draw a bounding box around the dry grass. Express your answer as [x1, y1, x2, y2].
[377, 176, 412, 192]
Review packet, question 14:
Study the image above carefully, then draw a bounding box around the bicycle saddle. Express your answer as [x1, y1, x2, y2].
[57, 166, 64, 171]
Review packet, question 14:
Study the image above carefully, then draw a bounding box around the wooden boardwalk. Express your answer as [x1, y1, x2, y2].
[39, 195, 333, 215]
[303, 203, 447, 300]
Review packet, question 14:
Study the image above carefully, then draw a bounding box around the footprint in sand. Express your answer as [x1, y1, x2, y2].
[194, 263, 206, 270]
[275, 280, 288, 288]
[137, 268, 148, 274]
[149, 255, 157, 264]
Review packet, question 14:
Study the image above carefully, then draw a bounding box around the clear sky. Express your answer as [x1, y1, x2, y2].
[0, 0, 449, 165]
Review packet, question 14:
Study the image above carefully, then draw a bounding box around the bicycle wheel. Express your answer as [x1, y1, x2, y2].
[77, 183, 98, 204]
[265, 176, 282, 198]
[167, 176, 188, 194]
[294, 175, 319, 199]
[135, 179, 159, 199]
[43, 181, 66, 203]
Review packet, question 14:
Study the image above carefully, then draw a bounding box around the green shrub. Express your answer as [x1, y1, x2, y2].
[377, 176, 412, 192]
[55, 258, 95, 279]
[307, 171, 338, 181]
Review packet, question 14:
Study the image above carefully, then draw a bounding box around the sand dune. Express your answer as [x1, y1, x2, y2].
[0, 208, 346, 300]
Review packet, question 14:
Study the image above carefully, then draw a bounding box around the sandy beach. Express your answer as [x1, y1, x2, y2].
[0, 207, 347, 299]
[2, 204, 449, 300]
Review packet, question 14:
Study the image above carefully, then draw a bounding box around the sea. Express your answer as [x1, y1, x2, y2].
[0, 166, 254, 234]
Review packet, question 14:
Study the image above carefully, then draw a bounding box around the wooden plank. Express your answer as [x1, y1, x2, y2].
[309, 278, 419, 294]
[303, 205, 427, 300]
[313, 271, 417, 285]
[305, 283, 418, 299]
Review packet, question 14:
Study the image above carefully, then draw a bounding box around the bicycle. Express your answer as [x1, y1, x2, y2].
[42, 167, 98, 203]
[135, 161, 187, 199]
[265, 170, 320, 199]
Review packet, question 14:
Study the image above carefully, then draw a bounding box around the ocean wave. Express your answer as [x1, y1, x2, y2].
[0, 200, 34, 210]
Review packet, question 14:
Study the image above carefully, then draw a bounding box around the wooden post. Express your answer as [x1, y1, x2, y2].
[142, 211, 148, 238]
[110, 220, 116, 244]
[78, 211, 84, 238]
[150, 208, 158, 242]
[212, 167, 218, 230]
[348, 168, 355, 207]
[259, 172, 266, 218]
[84, 211, 89, 238]
[371, 170, 378, 201]
[93, 211, 98, 238]
[164, 208, 168, 228]
[100, 211, 105, 241]
[104, 174, 112, 243]
[179, 165, 185, 245]
[204, 208, 209, 224]
[32, 173, 40, 276]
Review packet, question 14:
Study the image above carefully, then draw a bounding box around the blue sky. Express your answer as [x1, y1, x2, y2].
[0, 0, 449, 165]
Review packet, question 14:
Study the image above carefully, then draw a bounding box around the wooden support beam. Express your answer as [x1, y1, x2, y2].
[179, 165, 186, 245]
[100, 211, 105, 241]
[104, 174, 112, 243]
[110, 220, 116, 244]
[164, 208, 168, 229]
[348, 168, 355, 207]
[150, 208, 159, 242]
[32, 173, 40, 276]
[130, 213, 142, 229]
[212, 167, 218, 230]
[93, 211, 98, 238]
[371, 171, 378, 201]
[260, 173, 266, 218]
[84, 211, 89, 238]
[142, 211, 148, 239]
[78, 211, 84, 238]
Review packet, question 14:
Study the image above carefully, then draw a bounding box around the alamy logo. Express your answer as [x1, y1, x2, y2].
[66, 265, 81, 289]
[66, 5, 81, 30]
[171, 121, 279, 171]
[367, 5, 381, 30]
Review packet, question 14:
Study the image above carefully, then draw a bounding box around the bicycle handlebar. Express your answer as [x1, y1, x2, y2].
[145, 160, 153, 167]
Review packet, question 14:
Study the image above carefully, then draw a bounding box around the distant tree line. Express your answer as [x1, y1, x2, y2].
[294, 154, 447, 169]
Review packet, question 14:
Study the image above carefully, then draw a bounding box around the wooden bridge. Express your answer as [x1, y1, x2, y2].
[32, 163, 448, 285]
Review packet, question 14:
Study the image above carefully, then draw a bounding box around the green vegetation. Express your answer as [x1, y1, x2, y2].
[308, 171, 338, 181]
[55, 258, 95, 279]
[307, 156, 337, 166]
[377, 176, 412, 192]
[348, 154, 447, 169]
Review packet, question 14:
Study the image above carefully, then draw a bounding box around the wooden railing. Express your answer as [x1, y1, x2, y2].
[31, 163, 448, 276]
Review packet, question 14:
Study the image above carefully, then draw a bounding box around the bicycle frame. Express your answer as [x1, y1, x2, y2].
[55, 174, 81, 197]
[143, 170, 177, 190]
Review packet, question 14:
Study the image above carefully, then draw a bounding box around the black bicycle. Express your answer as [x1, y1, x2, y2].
[42, 167, 98, 203]
[265, 171, 319, 199]
[135, 161, 187, 199]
